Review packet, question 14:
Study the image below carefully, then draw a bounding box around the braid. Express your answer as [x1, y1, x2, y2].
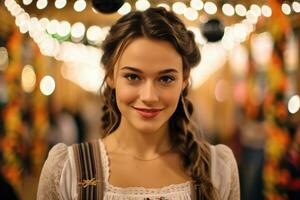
[169, 93, 218, 200]
[101, 85, 120, 136]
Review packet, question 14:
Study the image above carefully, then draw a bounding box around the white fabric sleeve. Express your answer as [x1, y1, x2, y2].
[211, 144, 240, 200]
[37, 143, 69, 200]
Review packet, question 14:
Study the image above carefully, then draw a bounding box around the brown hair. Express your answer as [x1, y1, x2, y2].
[100, 7, 217, 199]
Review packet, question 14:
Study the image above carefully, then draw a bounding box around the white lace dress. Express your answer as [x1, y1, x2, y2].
[37, 140, 240, 200]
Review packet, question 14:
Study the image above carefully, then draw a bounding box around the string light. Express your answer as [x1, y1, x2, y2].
[36, 0, 48, 10]
[118, 2, 131, 15]
[288, 95, 300, 114]
[204, 1, 217, 15]
[157, 3, 170, 11]
[57, 21, 71, 38]
[292, 1, 300, 13]
[184, 7, 198, 21]
[21, 65, 36, 93]
[86, 25, 102, 45]
[71, 22, 85, 42]
[46, 19, 59, 35]
[172, 2, 187, 15]
[39, 18, 49, 29]
[222, 3, 235, 16]
[246, 10, 258, 24]
[40, 75, 55, 96]
[55, 0, 67, 9]
[281, 3, 291, 15]
[135, 0, 150, 11]
[23, 0, 33, 5]
[3, 0, 296, 92]
[261, 5, 272, 17]
[74, 0, 86, 12]
[235, 4, 247, 17]
[190, 0, 204, 11]
[250, 4, 261, 17]
[0, 47, 8, 71]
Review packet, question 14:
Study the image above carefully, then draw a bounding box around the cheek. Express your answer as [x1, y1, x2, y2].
[161, 87, 182, 106]
[115, 85, 137, 105]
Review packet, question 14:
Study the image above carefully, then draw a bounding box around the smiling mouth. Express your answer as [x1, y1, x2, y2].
[132, 107, 163, 112]
[132, 107, 163, 118]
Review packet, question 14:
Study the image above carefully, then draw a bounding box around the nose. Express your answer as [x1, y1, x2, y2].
[140, 81, 159, 104]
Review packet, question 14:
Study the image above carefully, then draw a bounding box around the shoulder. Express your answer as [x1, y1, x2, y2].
[42, 143, 69, 172]
[210, 144, 236, 165]
[209, 144, 240, 199]
[37, 143, 70, 199]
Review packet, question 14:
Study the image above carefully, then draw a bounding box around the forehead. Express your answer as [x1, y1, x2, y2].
[116, 37, 182, 74]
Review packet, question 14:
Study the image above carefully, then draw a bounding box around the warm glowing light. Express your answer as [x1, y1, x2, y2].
[246, 10, 258, 24]
[157, 3, 170, 11]
[261, 5, 272, 17]
[40, 75, 55, 96]
[250, 4, 261, 16]
[39, 37, 60, 56]
[135, 0, 150, 11]
[233, 23, 247, 42]
[190, 0, 203, 11]
[86, 26, 102, 45]
[55, 0, 67, 9]
[16, 12, 30, 28]
[184, 7, 198, 21]
[172, 2, 187, 14]
[191, 43, 227, 87]
[188, 26, 206, 45]
[46, 19, 59, 35]
[235, 4, 247, 16]
[57, 21, 71, 38]
[222, 3, 234, 16]
[251, 32, 273, 70]
[36, 0, 48, 10]
[23, 0, 33, 5]
[204, 1, 217, 15]
[292, 1, 300, 13]
[71, 22, 85, 42]
[21, 65, 36, 93]
[282, 3, 291, 15]
[288, 95, 300, 114]
[118, 2, 131, 15]
[0, 47, 8, 71]
[229, 44, 249, 77]
[74, 0, 86, 12]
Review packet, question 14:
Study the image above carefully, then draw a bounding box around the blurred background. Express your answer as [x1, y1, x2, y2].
[0, 0, 300, 199]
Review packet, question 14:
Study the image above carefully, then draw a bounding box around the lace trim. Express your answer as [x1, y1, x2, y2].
[37, 143, 68, 200]
[98, 139, 192, 195]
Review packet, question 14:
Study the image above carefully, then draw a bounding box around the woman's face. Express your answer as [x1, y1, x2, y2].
[108, 37, 187, 134]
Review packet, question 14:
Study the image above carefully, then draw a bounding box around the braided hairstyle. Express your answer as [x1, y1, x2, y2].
[100, 7, 218, 199]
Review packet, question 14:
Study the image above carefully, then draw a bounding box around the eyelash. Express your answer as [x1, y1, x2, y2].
[123, 74, 175, 84]
[124, 74, 140, 81]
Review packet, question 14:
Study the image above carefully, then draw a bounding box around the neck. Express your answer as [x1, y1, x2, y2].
[112, 117, 173, 159]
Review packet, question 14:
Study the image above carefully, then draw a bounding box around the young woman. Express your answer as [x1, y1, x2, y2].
[37, 7, 239, 200]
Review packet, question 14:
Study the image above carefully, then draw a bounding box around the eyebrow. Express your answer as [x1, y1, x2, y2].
[121, 66, 179, 74]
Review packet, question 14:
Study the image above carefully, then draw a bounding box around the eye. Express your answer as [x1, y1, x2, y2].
[159, 75, 175, 84]
[124, 73, 140, 81]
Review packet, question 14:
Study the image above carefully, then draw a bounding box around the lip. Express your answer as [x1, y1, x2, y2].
[133, 107, 163, 118]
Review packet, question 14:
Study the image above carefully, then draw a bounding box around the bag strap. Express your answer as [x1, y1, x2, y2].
[72, 140, 104, 200]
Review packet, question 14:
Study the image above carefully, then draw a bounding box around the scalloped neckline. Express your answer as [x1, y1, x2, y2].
[98, 139, 192, 193]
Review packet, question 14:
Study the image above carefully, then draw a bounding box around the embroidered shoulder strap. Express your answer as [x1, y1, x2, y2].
[72, 140, 104, 200]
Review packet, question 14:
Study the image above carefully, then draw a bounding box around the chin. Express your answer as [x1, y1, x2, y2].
[134, 124, 164, 134]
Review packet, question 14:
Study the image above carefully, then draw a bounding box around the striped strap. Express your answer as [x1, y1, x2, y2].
[194, 183, 202, 200]
[72, 141, 104, 200]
